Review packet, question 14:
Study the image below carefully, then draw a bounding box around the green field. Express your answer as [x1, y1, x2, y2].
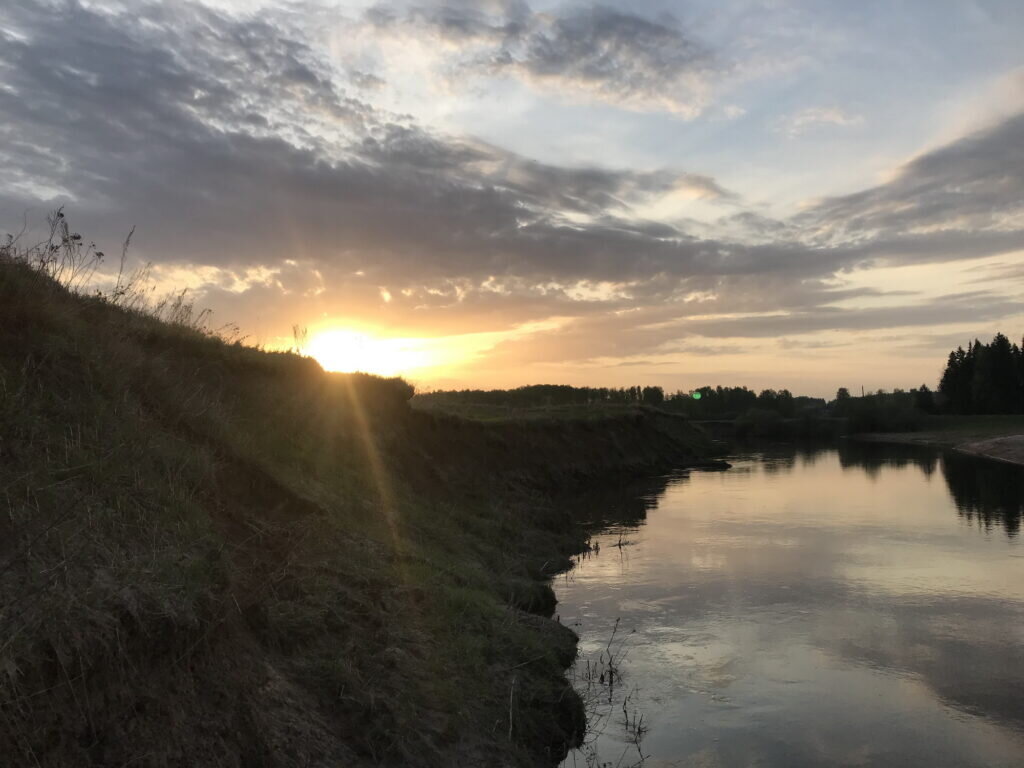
[860, 414, 1024, 448]
[411, 396, 649, 423]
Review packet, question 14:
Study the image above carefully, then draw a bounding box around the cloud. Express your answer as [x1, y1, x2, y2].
[613, 359, 682, 367]
[681, 291, 1022, 338]
[366, 1, 718, 116]
[357, 123, 738, 211]
[774, 106, 863, 137]
[801, 111, 1024, 239]
[348, 69, 386, 90]
[0, 0, 739, 292]
[1, 0, 1023, 372]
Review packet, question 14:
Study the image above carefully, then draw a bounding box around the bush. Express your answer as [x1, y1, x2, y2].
[735, 408, 784, 438]
[844, 397, 924, 433]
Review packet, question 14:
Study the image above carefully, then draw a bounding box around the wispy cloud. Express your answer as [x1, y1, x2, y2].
[800, 112, 1024, 239]
[774, 106, 863, 137]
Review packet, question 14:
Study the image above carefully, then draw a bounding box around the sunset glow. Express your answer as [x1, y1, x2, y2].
[305, 329, 434, 377]
[3, 0, 1024, 396]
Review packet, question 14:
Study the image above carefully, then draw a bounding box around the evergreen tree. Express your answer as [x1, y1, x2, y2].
[938, 333, 1024, 414]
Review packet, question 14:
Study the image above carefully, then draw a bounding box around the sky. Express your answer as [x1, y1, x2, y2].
[2, 0, 1024, 396]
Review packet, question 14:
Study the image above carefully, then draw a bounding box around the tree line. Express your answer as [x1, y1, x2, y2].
[418, 332, 1023, 425]
[938, 333, 1024, 414]
[417, 383, 826, 419]
[418, 384, 668, 407]
[662, 386, 825, 419]
[827, 332, 1023, 430]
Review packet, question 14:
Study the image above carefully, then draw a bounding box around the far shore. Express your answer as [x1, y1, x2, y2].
[853, 415, 1024, 467]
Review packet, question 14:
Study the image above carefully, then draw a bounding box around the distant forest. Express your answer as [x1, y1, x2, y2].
[419, 333, 1024, 424]
[416, 383, 824, 419]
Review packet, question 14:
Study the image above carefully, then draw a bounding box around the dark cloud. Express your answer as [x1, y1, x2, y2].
[967, 260, 1024, 284]
[801, 112, 1024, 239]
[0, 1, 735, 290]
[683, 291, 1022, 338]
[366, 0, 522, 40]
[347, 69, 386, 90]
[356, 124, 736, 212]
[366, 1, 716, 115]
[712, 211, 799, 243]
[506, 5, 713, 110]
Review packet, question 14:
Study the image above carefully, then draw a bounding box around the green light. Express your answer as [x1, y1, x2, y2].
[692, 392, 702, 400]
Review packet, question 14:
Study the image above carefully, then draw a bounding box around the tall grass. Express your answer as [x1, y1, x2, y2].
[2, 207, 240, 341]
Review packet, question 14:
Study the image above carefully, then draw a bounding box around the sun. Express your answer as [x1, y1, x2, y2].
[305, 328, 433, 377]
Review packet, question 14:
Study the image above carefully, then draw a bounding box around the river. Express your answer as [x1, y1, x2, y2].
[557, 442, 1024, 768]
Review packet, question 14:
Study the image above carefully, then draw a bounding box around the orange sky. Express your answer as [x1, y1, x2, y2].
[3, 1, 1024, 397]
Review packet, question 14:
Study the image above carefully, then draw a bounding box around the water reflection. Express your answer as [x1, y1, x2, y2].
[566, 472, 675, 528]
[835, 442, 1021, 535]
[941, 451, 1024, 536]
[558, 444, 1024, 768]
[835, 440, 940, 478]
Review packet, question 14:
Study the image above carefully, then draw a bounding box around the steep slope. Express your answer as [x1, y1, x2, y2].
[0, 256, 712, 767]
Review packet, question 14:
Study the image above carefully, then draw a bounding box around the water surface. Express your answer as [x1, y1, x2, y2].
[558, 443, 1024, 767]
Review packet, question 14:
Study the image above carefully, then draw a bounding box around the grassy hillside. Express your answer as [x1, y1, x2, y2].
[0, 254, 712, 767]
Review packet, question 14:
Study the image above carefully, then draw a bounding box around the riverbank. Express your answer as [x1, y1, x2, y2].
[0, 256, 713, 767]
[853, 415, 1024, 467]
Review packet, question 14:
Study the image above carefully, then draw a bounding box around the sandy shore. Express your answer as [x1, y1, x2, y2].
[855, 431, 1024, 468]
[955, 435, 1024, 467]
